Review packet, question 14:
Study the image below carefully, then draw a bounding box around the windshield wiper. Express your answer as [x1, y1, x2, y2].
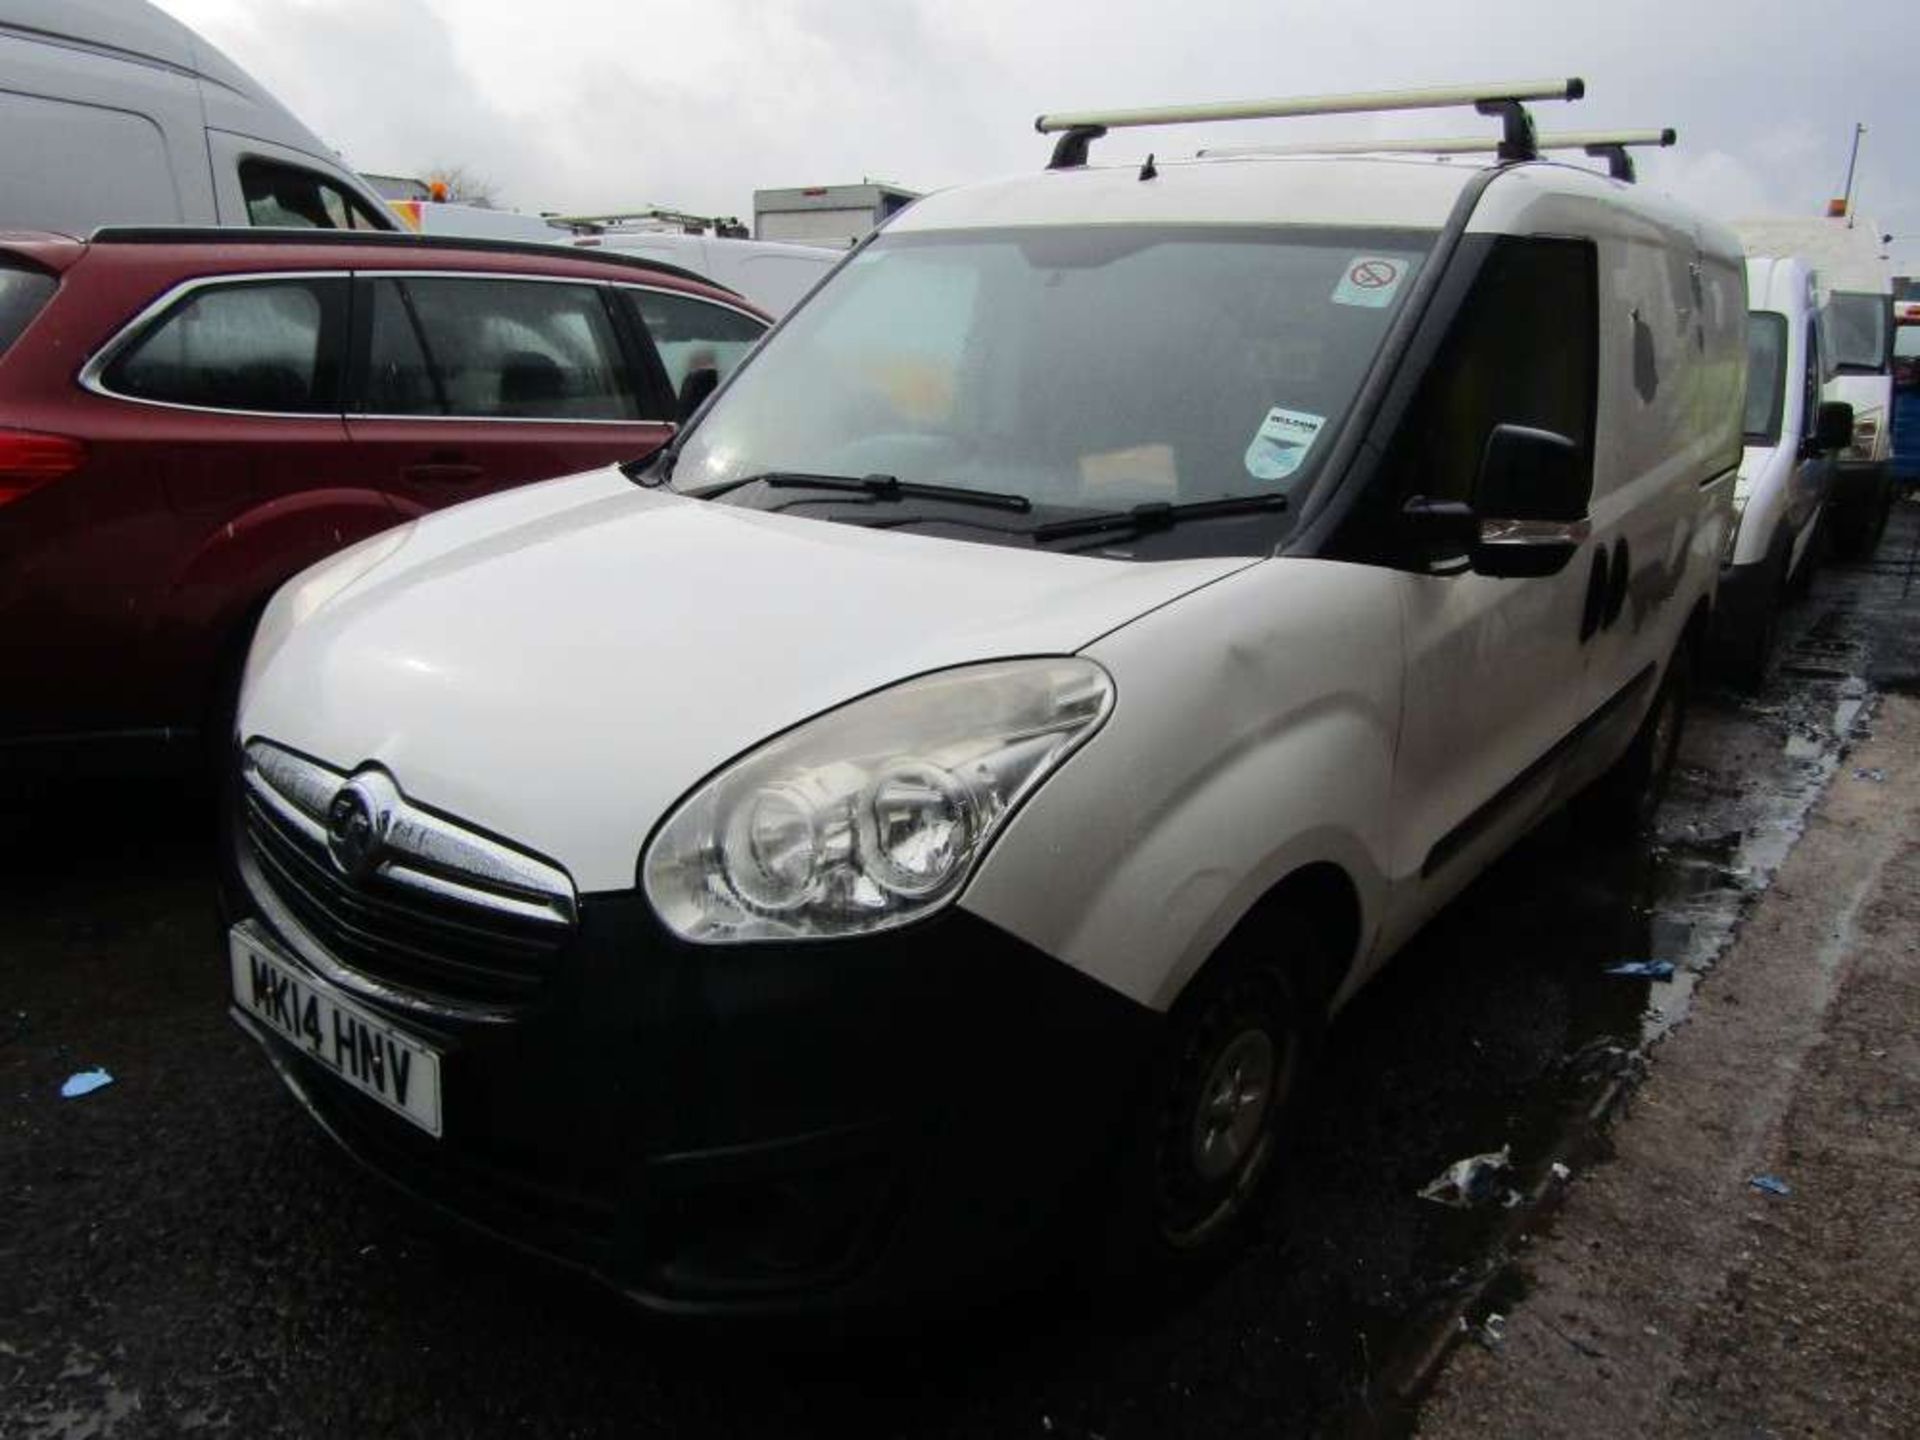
[749, 471, 1033, 513]
[684, 470, 1030, 511]
[1032, 492, 1288, 543]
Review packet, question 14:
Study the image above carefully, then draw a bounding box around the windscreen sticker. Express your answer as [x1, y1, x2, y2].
[1331, 255, 1409, 308]
[1244, 406, 1326, 481]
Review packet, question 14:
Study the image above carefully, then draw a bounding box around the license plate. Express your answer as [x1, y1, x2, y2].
[230, 925, 443, 1137]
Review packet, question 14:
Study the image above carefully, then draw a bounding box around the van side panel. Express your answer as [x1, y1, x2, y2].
[1470, 169, 1740, 778]
[0, 30, 213, 230]
[960, 558, 1400, 1014]
[1575, 220, 1740, 767]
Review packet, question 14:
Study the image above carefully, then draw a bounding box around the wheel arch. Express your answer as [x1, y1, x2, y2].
[1168, 859, 1365, 1023]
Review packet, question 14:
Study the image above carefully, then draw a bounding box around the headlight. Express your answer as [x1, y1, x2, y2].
[643, 658, 1114, 943]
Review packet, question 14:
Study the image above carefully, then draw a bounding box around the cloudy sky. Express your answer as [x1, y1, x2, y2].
[163, 0, 1916, 264]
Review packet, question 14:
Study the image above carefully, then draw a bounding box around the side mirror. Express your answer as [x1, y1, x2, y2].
[1809, 399, 1854, 456]
[1468, 424, 1591, 578]
[676, 366, 720, 423]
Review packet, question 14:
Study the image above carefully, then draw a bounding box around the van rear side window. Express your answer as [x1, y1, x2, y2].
[0, 261, 57, 359]
[240, 161, 386, 231]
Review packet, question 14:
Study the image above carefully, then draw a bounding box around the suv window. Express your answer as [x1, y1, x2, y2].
[360, 277, 643, 420]
[102, 278, 347, 412]
[1384, 237, 1597, 508]
[240, 160, 386, 231]
[621, 289, 765, 396]
[0, 259, 57, 359]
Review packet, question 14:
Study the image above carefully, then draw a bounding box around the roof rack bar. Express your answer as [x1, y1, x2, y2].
[1036, 78, 1583, 168]
[1580, 128, 1676, 182]
[1199, 127, 1676, 166]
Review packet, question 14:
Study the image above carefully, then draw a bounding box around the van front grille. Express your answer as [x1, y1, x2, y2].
[238, 740, 577, 1016]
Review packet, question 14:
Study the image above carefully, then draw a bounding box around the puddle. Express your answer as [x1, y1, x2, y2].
[1333, 618, 1874, 1435]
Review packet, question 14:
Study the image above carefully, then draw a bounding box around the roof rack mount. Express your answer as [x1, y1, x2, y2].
[1035, 78, 1585, 170]
[1198, 127, 1677, 183]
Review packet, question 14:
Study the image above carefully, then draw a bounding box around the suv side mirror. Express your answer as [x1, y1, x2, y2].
[1468, 424, 1592, 578]
[1809, 399, 1854, 456]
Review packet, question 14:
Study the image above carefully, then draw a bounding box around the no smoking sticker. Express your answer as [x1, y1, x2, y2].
[1331, 255, 1409, 308]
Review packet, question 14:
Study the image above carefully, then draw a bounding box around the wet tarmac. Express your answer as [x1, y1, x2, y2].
[5, 503, 1917, 1439]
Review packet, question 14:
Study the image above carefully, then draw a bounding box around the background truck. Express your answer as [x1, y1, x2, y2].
[752, 182, 920, 247]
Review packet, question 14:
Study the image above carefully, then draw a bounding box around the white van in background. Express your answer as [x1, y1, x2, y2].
[1716, 256, 1854, 688]
[1734, 217, 1896, 557]
[0, 0, 395, 234]
[382, 199, 842, 316]
[572, 232, 841, 316]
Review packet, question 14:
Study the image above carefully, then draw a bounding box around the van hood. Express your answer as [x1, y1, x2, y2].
[240, 467, 1254, 891]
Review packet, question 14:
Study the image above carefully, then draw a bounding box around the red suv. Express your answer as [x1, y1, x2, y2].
[0, 228, 768, 778]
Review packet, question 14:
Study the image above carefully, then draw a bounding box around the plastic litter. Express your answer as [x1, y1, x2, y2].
[60, 1068, 114, 1099]
[1854, 767, 1886, 783]
[1605, 960, 1676, 980]
[1480, 1313, 1508, 1348]
[1749, 1174, 1791, 1197]
[1419, 1144, 1512, 1208]
[1550, 1162, 1572, 1182]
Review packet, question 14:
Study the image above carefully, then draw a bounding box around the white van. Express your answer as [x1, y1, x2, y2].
[1717, 256, 1853, 687]
[224, 85, 1744, 1313]
[1735, 217, 1895, 557]
[573, 231, 841, 316]
[0, 0, 395, 234]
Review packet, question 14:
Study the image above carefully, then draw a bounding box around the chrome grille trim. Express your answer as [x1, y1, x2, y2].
[238, 844, 519, 1024]
[239, 739, 579, 1018]
[243, 741, 577, 929]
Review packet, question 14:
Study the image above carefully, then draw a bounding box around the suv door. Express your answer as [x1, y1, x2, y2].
[1375, 237, 1601, 935]
[344, 273, 676, 515]
[58, 273, 363, 731]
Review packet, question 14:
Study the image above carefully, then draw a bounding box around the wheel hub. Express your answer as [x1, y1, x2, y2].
[1189, 1029, 1275, 1182]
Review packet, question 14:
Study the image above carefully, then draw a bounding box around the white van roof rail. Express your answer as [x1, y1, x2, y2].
[1034, 78, 1585, 170]
[1196, 127, 1676, 182]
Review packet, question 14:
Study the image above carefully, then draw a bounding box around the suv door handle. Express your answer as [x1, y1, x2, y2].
[401, 461, 486, 484]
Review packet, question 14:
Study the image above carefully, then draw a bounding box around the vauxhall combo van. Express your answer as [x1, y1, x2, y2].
[224, 84, 1744, 1312]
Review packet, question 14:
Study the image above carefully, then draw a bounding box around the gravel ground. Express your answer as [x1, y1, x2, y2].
[5, 502, 1916, 1439]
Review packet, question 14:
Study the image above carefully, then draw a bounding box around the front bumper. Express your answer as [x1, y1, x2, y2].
[227, 881, 1160, 1315]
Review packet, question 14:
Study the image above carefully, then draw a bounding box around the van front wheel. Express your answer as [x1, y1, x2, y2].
[1098, 940, 1321, 1289]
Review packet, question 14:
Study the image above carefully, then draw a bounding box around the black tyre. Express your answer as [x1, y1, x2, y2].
[1723, 552, 1787, 695]
[1583, 641, 1691, 837]
[1830, 474, 1892, 561]
[1098, 938, 1323, 1291]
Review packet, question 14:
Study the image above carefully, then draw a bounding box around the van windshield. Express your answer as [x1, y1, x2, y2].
[670, 225, 1434, 554]
[1825, 291, 1890, 374]
[1743, 312, 1788, 445]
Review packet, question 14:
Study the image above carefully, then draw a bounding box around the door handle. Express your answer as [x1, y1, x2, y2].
[401, 460, 486, 484]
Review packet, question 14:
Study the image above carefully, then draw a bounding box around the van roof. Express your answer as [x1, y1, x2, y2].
[1744, 254, 1815, 314]
[2, 0, 313, 142]
[890, 152, 1729, 250]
